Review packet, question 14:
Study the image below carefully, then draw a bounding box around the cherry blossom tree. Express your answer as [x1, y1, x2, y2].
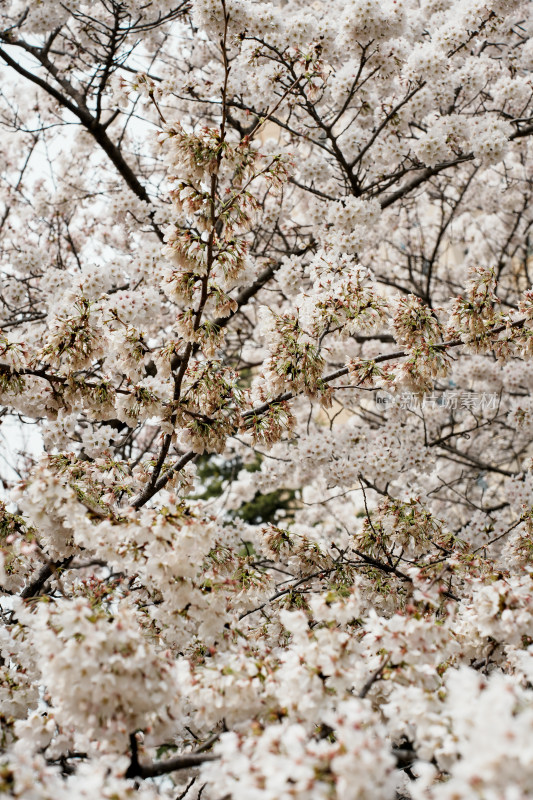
[2, 0, 533, 797]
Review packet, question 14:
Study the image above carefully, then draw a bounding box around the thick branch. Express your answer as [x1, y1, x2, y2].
[126, 733, 219, 779]
[0, 42, 163, 240]
[20, 557, 73, 599]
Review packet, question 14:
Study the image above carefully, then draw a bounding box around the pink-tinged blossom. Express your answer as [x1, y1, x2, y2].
[1, 0, 533, 797]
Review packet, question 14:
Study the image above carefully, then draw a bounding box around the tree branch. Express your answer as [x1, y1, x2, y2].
[126, 733, 219, 779]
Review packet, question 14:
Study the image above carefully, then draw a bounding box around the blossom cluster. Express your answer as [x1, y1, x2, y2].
[2, 0, 533, 798]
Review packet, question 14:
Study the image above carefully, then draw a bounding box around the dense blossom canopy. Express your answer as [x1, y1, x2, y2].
[2, 0, 533, 797]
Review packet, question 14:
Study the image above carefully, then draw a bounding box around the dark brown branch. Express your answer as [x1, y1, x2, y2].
[0, 42, 163, 240]
[20, 557, 73, 599]
[126, 733, 219, 779]
[239, 568, 336, 620]
[359, 655, 390, 698]
[380, 155, 475, 208]
[131, 451, 197, 508]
